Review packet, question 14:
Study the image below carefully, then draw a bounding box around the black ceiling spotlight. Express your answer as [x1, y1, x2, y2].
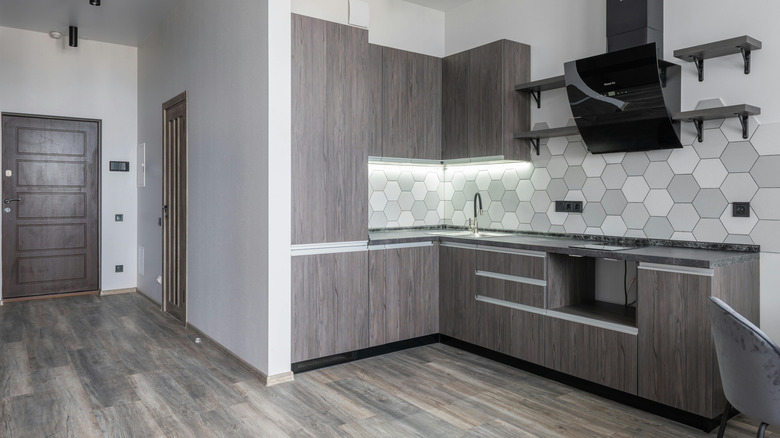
[89, 0, 100, 5]
[69, 26, 78, 47]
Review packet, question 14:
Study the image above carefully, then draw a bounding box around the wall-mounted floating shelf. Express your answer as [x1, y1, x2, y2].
[514, 125, 579, 155]
[515, 75, 565, 108]
[673, 104, 760, 142]
[673, 35, 762, 82]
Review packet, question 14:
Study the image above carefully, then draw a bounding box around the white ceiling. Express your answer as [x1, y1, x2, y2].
[404, 0, 475, 12]
[0, 0, 179, 47]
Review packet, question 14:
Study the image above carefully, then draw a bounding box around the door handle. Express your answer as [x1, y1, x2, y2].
[3, 198, 20, 204]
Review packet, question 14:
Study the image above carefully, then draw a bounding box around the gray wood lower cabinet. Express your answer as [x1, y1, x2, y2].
[439, 244, 477, 344]
[369, 244, 439, 346]
[637, 261, 760, 418]
[291, 251, 369, 363]
[545, 318, 638, 394]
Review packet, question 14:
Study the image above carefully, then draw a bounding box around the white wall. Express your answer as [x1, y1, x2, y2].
[0, 26, 138, 293]
[446, 0, 605, 128]
[292, 0, 445, 57]
[445, 0, 780, 339]
[267, 0, 293, 377]
[137, 0, 290, 376]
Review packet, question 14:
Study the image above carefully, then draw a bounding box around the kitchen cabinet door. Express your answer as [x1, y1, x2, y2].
[291, 250, 369, 363]
[545, 318, 638, 394]
[442, 50, 470, 160]
[439, 244, 477, 344]
[442, 40, 531, 161]
[637, 266, 715, 417]
[291, 14, 380, 245]
[381, 48, 442, 160]
[369, 243, 439, 346]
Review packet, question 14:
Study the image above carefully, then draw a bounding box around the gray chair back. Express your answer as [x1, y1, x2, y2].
[709, 296, 780, 426]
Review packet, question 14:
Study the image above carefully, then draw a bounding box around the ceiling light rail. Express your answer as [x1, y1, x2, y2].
[672, 104, 761, 142]
[673, 35, 762, 82]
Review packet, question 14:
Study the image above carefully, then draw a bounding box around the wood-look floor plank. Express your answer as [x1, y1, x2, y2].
[26, 326, 70, 370]
[68, 347, 140, 410]
[327, 377, 423, 421]
[93, 400, 166, 438]
[129, 370, 200, 420]
[0, 309, 26, 344]
[151, 348, 246, 411]
[0, 343, 32, 399]
[1, 293, 777, 438]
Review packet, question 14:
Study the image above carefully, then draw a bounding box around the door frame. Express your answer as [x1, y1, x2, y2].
[161, 92, 188, 323]
[0, 112, 102, 303]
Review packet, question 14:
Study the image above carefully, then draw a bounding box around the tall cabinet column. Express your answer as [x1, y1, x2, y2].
[291, 14, 380, 363]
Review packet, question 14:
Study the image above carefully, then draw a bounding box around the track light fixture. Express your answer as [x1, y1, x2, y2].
[69, 26, 78, 47]
[90, 0, 100, 5]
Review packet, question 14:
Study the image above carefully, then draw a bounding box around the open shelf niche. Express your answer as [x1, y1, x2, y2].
[546, 253, 637, 334]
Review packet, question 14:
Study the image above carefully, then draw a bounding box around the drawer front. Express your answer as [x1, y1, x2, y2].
[473, 297, 545, 366]
[476, 274, 544, 308]
[545, 318, 638, 394]
[476, 247, 545, 280]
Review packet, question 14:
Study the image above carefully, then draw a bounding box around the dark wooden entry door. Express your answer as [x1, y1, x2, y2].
[162, 93, 187, 323]
[1, 115, 100, 299]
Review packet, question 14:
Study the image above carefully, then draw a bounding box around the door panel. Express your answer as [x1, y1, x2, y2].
[2, 115, 99, 299]
[162, 93, 188, 324]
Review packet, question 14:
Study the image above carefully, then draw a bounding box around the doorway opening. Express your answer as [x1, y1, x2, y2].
[162, 92, 188, 324]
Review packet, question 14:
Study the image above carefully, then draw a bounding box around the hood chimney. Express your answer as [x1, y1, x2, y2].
[607, 0, 664, 57]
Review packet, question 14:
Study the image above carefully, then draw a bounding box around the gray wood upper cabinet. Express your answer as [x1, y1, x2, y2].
[291, 250, 369, 363]
[369, 243, 439, 346]
[637, 261, 760, 418]
[381, 48, 442, 160]
[442, 40, 531, 161]
[291, 14, 380, 245]
[439, 244, 477, 344]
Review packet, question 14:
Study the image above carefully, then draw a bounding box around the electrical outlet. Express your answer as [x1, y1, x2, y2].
[115, 265, 123, 273]
[555, 200, 584, 213]
[733, 202, 750, 217]
[115, 214, 123, 222]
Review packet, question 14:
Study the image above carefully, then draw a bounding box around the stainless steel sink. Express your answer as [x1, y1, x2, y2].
[424, 230, 511, 238]
[424, 230, 474, 237]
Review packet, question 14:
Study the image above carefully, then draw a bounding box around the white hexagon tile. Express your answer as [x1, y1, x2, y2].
[366, 118, 780, 247]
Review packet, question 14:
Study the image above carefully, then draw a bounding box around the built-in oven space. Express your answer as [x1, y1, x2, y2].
[546, 252, 638, 334]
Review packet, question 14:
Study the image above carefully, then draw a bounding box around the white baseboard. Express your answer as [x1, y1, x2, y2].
[101, 287, 137, 296]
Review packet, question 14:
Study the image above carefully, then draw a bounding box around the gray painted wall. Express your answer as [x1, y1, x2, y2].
[137, 0, 271, 371]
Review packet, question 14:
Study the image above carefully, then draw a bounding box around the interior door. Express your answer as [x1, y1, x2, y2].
[162, 93, 187, 323]
[1, 115, 100, 299]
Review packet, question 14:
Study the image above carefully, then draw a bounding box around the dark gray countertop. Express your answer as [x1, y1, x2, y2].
[368, 229, 759, 269]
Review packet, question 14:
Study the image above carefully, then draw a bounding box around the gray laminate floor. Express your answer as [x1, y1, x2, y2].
[0, 293, 775, 437]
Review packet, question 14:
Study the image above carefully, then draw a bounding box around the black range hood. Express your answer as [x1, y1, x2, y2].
[563, 0, 682, 154]
[564, 43, 682, 154]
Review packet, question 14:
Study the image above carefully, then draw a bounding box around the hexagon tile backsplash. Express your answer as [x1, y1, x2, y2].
[369, 114, 780, 252]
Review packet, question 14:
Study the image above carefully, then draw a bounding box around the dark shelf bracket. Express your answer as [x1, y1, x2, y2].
[693, 120, 704, 143]
[529, 138, 541, 155]
[741, 48, 752, 74]
[659, 66, 667, 88]
[693, 56, 704, 82]
[530, 90, 541, 109]
[738, 114, 750, 139]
